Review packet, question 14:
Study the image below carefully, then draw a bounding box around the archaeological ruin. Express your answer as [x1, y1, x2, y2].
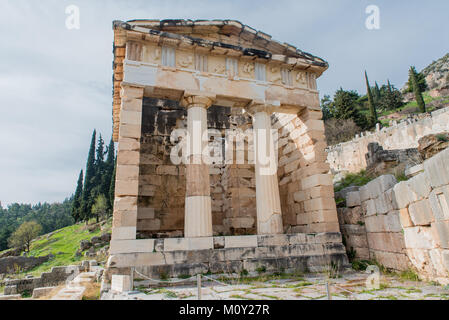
[105, 19, 349, 290]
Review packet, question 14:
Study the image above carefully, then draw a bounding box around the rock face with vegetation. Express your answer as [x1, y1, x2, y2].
[421, 53, 449, 91]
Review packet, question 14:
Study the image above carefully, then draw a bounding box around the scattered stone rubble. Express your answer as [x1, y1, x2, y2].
[76, 232, 111, 258]
[365, 142, 422, 176]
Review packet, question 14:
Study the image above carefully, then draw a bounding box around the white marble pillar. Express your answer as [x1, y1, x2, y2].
[250, 104, 283, 235]
[181, 94, 215, 238]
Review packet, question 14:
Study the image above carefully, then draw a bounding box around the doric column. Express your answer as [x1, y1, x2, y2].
[181, 94, 215, 238]
[248, 103, 283, 235]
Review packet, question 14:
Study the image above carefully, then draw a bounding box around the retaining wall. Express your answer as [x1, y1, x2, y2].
[327, 107, 449, 174]
[338, 148, 449, 284]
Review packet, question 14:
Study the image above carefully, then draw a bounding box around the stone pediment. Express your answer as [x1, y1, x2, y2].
[112, 19, 328, 141]
[119, 19, 328, 67]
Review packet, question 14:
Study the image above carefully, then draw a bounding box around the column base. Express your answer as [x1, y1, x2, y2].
[257, 213, 284, 235]
[184, 196, 212, 237]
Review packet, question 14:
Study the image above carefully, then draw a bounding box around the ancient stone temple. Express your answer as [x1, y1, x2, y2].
[105, 19, 348, 288]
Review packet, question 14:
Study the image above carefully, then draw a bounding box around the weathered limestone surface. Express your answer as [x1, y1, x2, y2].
[338, 148, 449, 283]
[105, 233, 349, 280]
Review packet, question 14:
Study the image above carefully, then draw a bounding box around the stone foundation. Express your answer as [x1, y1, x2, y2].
[105, 232, 349, 282]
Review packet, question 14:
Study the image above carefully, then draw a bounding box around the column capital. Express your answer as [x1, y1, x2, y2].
[181, 92, 216, 109]
[245, 100, 280, 116]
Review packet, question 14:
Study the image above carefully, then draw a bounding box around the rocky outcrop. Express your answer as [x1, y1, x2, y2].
[76, 233, 111, 258]
[365, 142, 422, 176]
[421, 53, 449, 91]
[418, 133, 449, 160]
[0, 246, 25, 259]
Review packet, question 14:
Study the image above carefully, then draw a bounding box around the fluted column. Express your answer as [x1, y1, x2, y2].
[249, 103, 283, 235]
[181, 94, 215, 238]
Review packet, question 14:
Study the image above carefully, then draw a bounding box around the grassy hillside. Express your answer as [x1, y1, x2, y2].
[357, 92, 449, 127]
[0, 219, 112, 278]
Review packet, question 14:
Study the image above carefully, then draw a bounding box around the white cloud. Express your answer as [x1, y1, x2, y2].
[0, 0, 448, 205]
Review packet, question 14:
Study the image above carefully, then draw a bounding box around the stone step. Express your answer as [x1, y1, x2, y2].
[51, 287, 86, 300]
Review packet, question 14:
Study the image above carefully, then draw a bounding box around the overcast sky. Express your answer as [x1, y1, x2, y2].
[1, 0, 448, 206]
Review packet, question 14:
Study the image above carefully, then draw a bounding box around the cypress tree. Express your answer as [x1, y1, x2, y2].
[365, 71, 378, 126]
[104, 138, 115, 213]
[109, 157, 117, 215]
[374, 82, 381, 102]
[81, 130, 97, 223]
[407, 66, 427, 93]
[409, 66, 426, 113]
[387, 79, 393, 94]
[71, 170, 83, 222]
[92, 135, 106, 199]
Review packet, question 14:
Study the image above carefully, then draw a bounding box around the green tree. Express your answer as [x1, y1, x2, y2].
[374, 82, 381, 102]
[81, 130, 97, 223]
[320, 95, 333, 121]
[91, 194, 108, 223]
[91, 134, 106, 203]
[71, 170, 83, 222]
[406, 66, 428, 93]
[103, 139, 115, 213]
[0, 200, 73, 251]
[330, 88, 368, 129]
[409, 66, 426, 113]
[365, 71, 378, 126]
[8, 221, 43, 253]
[378, 80, 403, 111]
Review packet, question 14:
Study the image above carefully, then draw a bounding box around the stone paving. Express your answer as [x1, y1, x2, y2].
[105, 270, 449, 300]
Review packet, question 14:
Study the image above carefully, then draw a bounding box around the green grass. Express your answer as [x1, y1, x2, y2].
[334, 170, 374, 192]
[12, 220, 111, 277]
[257, 293, 282, 300]
[373, 92, 449, 127]
[399, 269, 420, 282]
[376, 295, 398, 300]
[379, 92, 445, 121]
[230, 294, 254, 300]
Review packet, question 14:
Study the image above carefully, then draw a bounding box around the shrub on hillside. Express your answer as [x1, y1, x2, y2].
[325, 118, 362, 146]
[8, 221, 43, 253]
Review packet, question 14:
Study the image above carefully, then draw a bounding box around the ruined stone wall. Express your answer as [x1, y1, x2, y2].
[273, 109, 339, 234]
[137, 98, 258, 237]
[338, 148, 449, 284]
[221, 108, 257, 235]
[327, 107, 449, 174]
